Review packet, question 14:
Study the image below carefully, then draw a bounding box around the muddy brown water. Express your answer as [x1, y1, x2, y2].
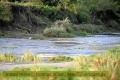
[0, 34, 120, 57]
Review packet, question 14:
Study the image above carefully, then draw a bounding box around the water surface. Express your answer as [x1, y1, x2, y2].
[0, 35, 120, 56]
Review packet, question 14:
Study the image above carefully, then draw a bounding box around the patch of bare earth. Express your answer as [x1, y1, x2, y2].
[0, 62, 74, 71]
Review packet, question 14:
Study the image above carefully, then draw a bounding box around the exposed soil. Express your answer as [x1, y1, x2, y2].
[0, 62, 74, 71]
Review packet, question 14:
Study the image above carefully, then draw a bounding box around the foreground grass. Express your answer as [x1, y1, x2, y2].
[74, 48, 120, 80]
[0, 48, 120, 80]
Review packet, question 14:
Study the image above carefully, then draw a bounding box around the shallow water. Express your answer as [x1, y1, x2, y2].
[0, 35, 120, 56]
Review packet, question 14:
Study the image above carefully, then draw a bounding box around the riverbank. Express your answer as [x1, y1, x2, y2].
[0, 2, 120, 38]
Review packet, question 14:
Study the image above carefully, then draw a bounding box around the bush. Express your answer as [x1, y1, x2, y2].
[42, 6, 57, 17]
[58, 32, 69, 38]
[107, 19, 118, 28]
[77, 11, 90, 23]
[73, 30, 90, 36]
[0, 3, 12, 21]
[53, 18, 72, 29]
[94, 19, 104, 25]
[43, 27, 66, 37]
[0, 31, 5, 36]
[79, 24, 104, 34]
[43, 18, 75, 37]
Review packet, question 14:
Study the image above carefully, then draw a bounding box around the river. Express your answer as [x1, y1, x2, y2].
[0, 34, 120, 56]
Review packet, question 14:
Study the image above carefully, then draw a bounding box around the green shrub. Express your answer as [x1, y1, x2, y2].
[53, 18, 72, 29]
[42, 6, 57, 17]
[66, 26, 75, 33]
[43, 18, 75, 37]
[0, 3, 12, 21]
[77, 11, 90, 23]
[58, 32, 69, 38]
[48, 55, 73, 62]
[0, 31, 5, 36]
[108, 19, 118, 28]
[73, 30, 90, 36]
[79, 24, 104, 34]
[94, 19, 104, 25]
[43, 27, 67, 37]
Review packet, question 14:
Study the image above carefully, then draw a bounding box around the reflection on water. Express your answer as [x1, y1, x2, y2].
[0, 35, 120, 55]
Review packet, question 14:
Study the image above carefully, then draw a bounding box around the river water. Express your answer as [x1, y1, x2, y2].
[0, 35, 120, 56]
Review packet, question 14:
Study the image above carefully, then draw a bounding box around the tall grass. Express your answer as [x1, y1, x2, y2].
[0, 52, 41, 63]
[74, 48, 120, 80]
[0, 52, 16, 62]
[21, 52, 41, 63]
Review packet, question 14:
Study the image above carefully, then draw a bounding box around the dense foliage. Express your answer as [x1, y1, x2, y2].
[0, 3, 12, 21]
[0, 0, 120, 35]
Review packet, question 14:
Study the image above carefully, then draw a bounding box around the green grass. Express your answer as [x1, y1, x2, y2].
[74, 48, 120, 80]
[21, 52, 41, 63]
[0, 52, 41, 63]
[0, 65, 77, 80]
[0, 48, 120, 80]
[0, 52, 16, 62]
[48, 55, 74, 62]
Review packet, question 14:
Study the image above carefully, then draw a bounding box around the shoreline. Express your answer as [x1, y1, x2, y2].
[0, 53, 88, 71]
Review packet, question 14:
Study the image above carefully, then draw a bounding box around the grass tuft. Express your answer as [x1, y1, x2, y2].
[0, 52, 16, 62]
[0, 52, 41, 63]
[48, 55, 73, 62]
[21, 52, 41, 63]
